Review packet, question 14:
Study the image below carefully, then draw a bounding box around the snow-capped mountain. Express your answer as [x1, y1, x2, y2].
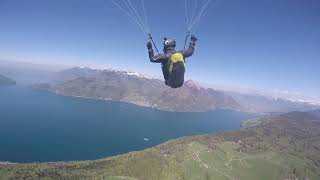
[33, 66, 241, 112]
[31, 66, 320, 113]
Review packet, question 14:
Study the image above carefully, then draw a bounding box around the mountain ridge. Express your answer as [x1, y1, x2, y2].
[44, 67, 241, 112]
[32, 66, 319, 113]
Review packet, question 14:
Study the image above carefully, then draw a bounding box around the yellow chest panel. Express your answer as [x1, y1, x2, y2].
[169, 53, 185, 73]
[170, 53, 184, 62]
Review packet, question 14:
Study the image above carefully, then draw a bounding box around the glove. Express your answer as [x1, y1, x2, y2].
[191, 35, 198, 42]
[147, 41, 152, 49]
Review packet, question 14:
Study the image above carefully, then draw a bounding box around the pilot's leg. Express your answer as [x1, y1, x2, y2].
[161, 62, 171, 87]
[161, 62, 170, 81]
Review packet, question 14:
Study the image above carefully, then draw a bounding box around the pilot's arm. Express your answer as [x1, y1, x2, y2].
[181, 35, 197, 58]
[147, 41, 168, 63]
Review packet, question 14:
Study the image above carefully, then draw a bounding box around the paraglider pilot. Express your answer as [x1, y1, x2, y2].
[147, 34, 197, 88]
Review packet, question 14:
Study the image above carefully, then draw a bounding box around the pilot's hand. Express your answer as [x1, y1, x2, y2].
[147, 41, 152, 49]
[191, 35, 198, 42]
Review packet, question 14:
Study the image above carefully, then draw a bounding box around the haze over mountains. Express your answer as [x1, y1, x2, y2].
[0, 60, 66, 84]
[0, 74, 16, 86]
[226, 91, 318, 113]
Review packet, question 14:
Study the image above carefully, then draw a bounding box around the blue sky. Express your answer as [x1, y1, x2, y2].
[0, 0, 319, 96]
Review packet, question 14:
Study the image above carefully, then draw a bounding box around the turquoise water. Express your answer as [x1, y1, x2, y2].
[0, 86, 254, 163]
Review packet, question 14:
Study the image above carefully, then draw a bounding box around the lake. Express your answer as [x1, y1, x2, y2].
[0, 86, 254, 163]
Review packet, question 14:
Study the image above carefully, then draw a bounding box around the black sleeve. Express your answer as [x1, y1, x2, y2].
[148, 48, 169, 63]
[181, 40, 196, 58]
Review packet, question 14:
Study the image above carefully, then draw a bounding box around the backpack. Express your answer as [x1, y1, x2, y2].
[167, 52, 186, 88]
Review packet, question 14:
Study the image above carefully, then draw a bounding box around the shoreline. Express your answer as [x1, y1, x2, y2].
[49, 89, 253, 114]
